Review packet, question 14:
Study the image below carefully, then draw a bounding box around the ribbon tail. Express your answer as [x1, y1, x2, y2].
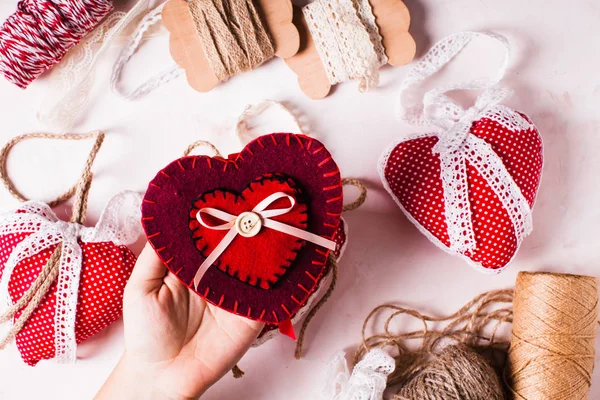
[278, 319, 296, 340]
[83, 191, 142, 245]
[263, 220, 337, 251]
[194, 228, 239, 290]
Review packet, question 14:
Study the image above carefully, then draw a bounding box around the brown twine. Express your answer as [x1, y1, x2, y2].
[393, 344, 505, 400]
[356, 289, 514, 390]
[342, 178, 367, 212]
[506, 271, 598, 400]
[182, 140, 223, 158]
[294, 253, 338, 359]
[188, 0, 275, 81]
[0, 131, 104, 350]
[0, 131, 105, 210]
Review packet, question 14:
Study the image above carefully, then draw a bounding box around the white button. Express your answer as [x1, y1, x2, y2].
[235, 212, 262, 237]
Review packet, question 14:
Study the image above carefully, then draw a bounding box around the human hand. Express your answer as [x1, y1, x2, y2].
[96, 244, 264, 400]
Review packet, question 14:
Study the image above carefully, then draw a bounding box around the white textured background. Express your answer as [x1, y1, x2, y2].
[1, 0, 599, 398]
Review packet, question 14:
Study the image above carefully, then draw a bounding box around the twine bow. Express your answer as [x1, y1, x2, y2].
[395, 32, 534, 255]
[193, 191, 337, 289]
[321, 349, 395, 400]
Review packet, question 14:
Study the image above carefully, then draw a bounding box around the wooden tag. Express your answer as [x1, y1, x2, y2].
[163, 0, 300, 92]
[285, 0, 416, 99]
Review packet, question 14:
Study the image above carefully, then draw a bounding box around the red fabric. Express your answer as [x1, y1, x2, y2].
[383, 114, 543, 270]
[0, 229, 135, 366]
[189, 174, 308, 290]
[0, 0, 113, 88]
[142, 133, 343, 325]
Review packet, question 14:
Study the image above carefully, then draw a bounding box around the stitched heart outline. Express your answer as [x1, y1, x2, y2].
[142, 133, 343, 324]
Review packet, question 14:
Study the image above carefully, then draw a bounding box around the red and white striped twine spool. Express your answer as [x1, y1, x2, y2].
[0, 0, 113, 89]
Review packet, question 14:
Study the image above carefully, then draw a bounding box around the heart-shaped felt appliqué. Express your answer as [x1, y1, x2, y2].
[189, 174, 308, 290]
[380, 110, 543, 271]
[0, 230, 136, 366]
[142, 133, 343, 324]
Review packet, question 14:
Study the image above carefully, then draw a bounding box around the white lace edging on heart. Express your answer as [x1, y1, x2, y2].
[252, 218, 348, 347]
[0, 191, 142, 363]
[303, 0, 387, 92]
[320, 349, 395, 400]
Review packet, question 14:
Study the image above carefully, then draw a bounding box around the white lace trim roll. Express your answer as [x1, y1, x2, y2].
[38, 0, 179, 131]
[321, 349, 395, 400]
[0, 191, 142, 363]
[395, 31, 534, 254]
[303, 0, 387, 92]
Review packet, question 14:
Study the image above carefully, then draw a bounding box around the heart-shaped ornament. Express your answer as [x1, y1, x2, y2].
[380, 107, 543, 271]
[142, 133, 343, 325]
[0, 223, 136, 366]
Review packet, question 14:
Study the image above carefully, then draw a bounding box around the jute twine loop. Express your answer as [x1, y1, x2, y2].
[294, 253, 338, 359]
[188, 0, 275, 81]
[342, 178, 367, 212]
[236, 100, 305, 146]
[0, 131, 105, 211]
[506, 271, 599, 400]
[182, 140, 223, 158]
[0, 131, 105, 350]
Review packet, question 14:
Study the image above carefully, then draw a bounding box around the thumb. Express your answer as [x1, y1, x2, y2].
[127, 243, 167, 294]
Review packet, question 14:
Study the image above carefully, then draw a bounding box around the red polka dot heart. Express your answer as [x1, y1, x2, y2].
[380, 32, 543, 272]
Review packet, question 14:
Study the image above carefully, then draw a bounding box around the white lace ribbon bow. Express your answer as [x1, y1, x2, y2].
[321, 349, 395, 400]
[0, 191, 142, 363]
[193, 191, 337, 289]
[396, 31, 534, 254]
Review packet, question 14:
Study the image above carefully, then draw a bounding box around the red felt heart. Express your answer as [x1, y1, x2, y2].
[380, 111, 543, 271]
[189, 174, 308, 290]
[142, 133, 343, 325]
[0, 229, 135, 366]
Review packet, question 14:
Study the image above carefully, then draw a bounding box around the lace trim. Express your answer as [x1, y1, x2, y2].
[462, 135, 533, 245]
[37, 12, 126, 131]
[0, 192, 142, 363]
[321, 349, 395, 400]
[38, 0, 174, 131]
[110, 2, 183, 100]
[303, 0, 386, 92]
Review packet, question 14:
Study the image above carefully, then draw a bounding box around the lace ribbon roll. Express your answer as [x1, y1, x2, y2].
[0, 0, 114, 88]
[286, 0, 415, 99]
[303, 0, 387, 92]
[379, 31, 544, 272]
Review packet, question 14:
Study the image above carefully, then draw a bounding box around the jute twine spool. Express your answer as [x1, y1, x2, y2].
[0, 131, 105, 349]
[506, 271, 599, 400]
[188, 0, 275, 81]
[357, 290, 513, 399]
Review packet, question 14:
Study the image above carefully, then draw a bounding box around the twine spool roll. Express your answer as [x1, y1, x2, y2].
[188, 0, 275, 81]
[506, 271, 599, 400]
[0, 0, 113, 88]
[394, 344, 504, 400]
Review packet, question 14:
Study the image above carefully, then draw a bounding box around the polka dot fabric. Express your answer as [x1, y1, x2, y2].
[381, 113, 543, 271]
[0, 229, 135, 366]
